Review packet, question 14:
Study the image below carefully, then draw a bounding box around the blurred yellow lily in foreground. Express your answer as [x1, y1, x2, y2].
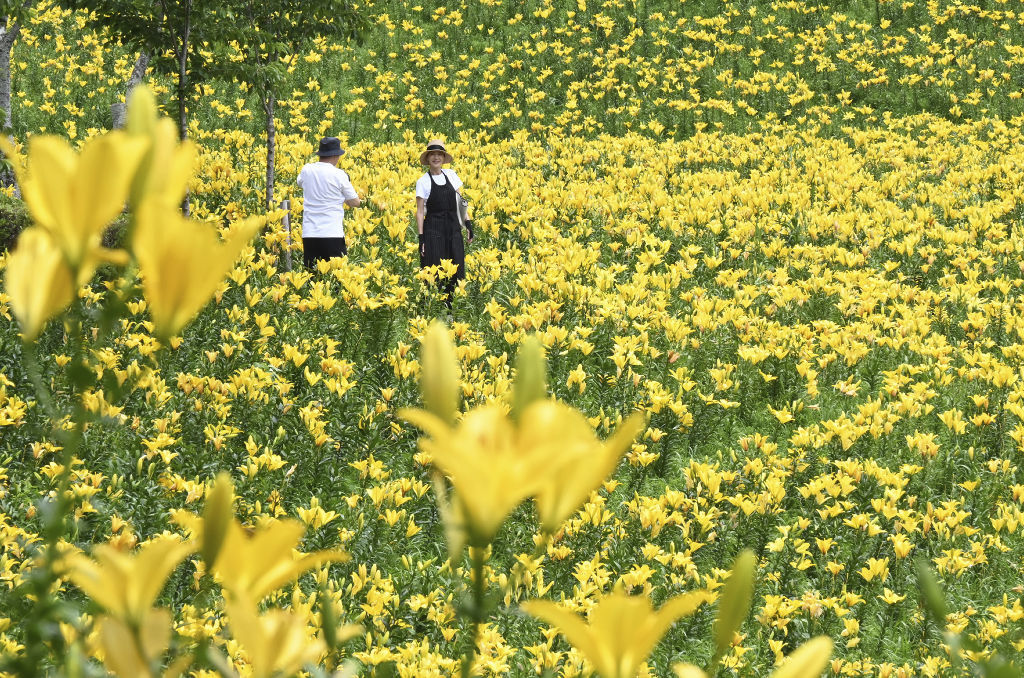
[403, 403, 549, 547]
[210, 518, 347, 602]
[0, 132, 145, 271]
[4, 228, 74, 340]
[125, 86, 197, 209]
[65, 535, 193, 624]
[225, 597, 325, 678]
[404, 397, 643, 546]
[172, 474, 347, 601]
[97, 608, 173, 678]
[132, 202, 263, 339]
[532, 406, 643, 533]
[403, 324, 644, 546]
[673, 636, 833, 678]
[522, 589, 712, 678]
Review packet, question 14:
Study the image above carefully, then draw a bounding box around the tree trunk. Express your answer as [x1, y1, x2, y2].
[0, 21, 22, 197]
[111, 51, 151, 129]
[264, 91, 276, 211]
[177, 50, 187, 142]
[178, 49, 190, 216]
[0, 22, 21, 131]
[176, 0, 192, 215]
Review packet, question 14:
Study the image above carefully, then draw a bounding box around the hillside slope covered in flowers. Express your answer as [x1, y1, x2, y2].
[1, 2, 1024, 676]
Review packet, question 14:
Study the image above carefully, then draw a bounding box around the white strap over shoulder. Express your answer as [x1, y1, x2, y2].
[445, 170, 470, 227]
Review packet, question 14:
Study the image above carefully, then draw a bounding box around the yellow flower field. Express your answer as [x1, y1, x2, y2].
[1, 2, 1024, 677]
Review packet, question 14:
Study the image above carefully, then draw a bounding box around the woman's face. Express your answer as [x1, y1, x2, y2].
[428, 151, 445, 168]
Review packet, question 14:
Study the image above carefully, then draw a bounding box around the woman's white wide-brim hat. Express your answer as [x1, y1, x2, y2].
[420, 139, 454, 165]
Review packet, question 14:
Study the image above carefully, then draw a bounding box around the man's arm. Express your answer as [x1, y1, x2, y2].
[339, 169, 360, 207]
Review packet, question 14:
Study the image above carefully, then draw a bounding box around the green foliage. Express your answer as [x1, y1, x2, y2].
[11, 0, 1024, 144]
[61, 0, 231, 139]
[213, 0, 367, 91]
[0, 193, 29, 251]
[916, 562, 1023, 677]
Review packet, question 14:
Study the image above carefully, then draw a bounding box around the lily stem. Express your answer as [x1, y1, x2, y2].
[12, 313, 88, 678]
[460, 546, 487, 678]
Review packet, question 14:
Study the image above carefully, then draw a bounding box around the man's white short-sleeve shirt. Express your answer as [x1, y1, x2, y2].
[415, 170, 463, 201]
[297, 162, 358, 238]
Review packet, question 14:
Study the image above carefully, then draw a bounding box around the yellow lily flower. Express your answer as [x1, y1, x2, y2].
[399, 399, 638, 548]
[523, 589, 712, 678]
[4, 227, 74, 340]
[211, 518, 347, 602]
[769, 637, 833, 678]
[65, 536, 193, 624]
[0, 132, 145, 271]
[532, 408, 644, 533]
[125, 86, 197, 209]
[225, 597, 325, 678]
[131, 202, 263, 339]
[96, 608, 172, 678]
[405, 324, 643, 543]
[673, 636, 833, 678]
[404, 399, 642, 544]
[402, 403, 545, 546]
[673, 665, 707, 678]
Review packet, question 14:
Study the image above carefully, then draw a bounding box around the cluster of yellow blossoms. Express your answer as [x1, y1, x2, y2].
[1, 111, 1024, 673]
[8, 1, 1024, 148]
[1, 88, 262, 342]
[0, 1, 1023, 676]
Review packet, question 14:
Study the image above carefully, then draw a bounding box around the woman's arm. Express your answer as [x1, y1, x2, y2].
[456, 176, 473, 244]
[416, 196, 426, 255]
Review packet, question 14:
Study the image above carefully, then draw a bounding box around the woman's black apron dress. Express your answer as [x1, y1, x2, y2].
[422, 171, 465, 306]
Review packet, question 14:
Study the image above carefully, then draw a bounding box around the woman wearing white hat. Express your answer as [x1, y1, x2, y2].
[415, 139, 473, 308]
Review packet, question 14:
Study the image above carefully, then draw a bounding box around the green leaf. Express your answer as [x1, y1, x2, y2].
[980, 657, 1022, 678]
[319, 583, 338, 652]
[372, 661, 398, 678]
[66, 361, 96, 390]
[915, 559, 948, 625]
[712, 549, 756, 663]
[200, 473, 234, 567]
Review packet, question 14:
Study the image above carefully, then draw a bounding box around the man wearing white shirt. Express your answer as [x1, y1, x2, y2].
[296, 137, 361, 268]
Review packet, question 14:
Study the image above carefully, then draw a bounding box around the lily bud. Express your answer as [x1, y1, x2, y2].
[201, 473, 234, 568]
[420, 321, 460, 424]
[770, 637, 833, 678]
[319, 583, 338, 651]
[673, 664, 708, 678]
[126, 85, 158, 138]
[512, 335, 547, 421]
[5, 228, 74, 341]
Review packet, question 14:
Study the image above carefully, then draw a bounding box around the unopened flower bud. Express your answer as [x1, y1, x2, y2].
[512, 335, 547, 421]
[201, 473, 234, 568]
[420, 321, 460, 424]
[126, 86, 158, 138]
